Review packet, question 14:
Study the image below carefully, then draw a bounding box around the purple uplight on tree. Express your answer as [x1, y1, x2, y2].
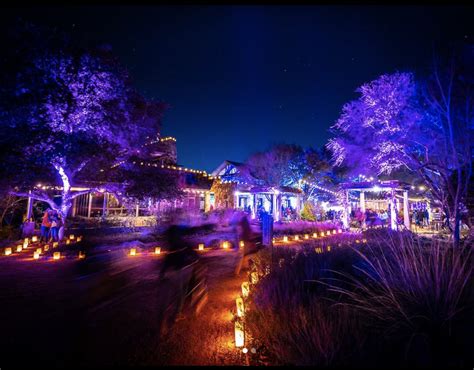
[0, 23, 174, 227]
[327, 49, 473, 244]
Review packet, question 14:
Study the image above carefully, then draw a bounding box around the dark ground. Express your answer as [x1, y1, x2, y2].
[0, 233, 248, 368]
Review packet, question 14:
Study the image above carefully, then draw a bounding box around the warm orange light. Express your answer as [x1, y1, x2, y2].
[52, 242, 58, 248]
[130, 248, 137, 256]
[338, 229, 342, 234]
[4, 248, 12, 256]
[53, 252, 60, 260]
[304, 234, 309, 240]
[250, 272, 258, 285]
[355, 240, 360, 244]
[312, 232, 317, 238]
[315, 247, 323, 254]
[66, 239, 71, 245]
[236, 297, 245, 317]
[16, 245, 22, 252]
[24, 238, 29, 244]
[239, 241, 245, 248]
[222, 241, 229, 249]
[69, 234, 75, 240]
[154, 247, 161, 255]
[241, 282, 250, 298]
[198, 243, 204, 251]
[362, 239, 367, 243]
[23, 241, 28, 249]
[320, 232, 325, 237]
[36, 248, 42, 254]
[283, 236, 288, 243]
[327, 246, 331, 252]
[77, 236, 83, 242]
[234, 320, 245, 348]
[44, 245, 49, 251]
[78, 251, 85, 259]
[33, 252, 40, 259]
[326, 230, 331, 236]
[31, 236, 38, 243]
[294, 235, 300, 241]
[332, 230, 336, 235]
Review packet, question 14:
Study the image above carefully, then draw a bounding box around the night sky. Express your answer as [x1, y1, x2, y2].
[2, 5, 473, 172]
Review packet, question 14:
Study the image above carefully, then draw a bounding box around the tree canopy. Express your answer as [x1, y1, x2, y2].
[0, 22, 180, 220]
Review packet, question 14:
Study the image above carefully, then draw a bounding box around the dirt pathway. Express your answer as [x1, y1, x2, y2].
[154, 249, 246, 365]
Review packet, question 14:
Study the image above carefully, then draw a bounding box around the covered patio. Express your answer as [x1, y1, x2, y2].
[339, 180, 412, 230]
[234, 185, 302, 222]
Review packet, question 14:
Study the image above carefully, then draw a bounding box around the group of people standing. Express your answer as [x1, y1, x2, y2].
[412, 208, 430, 227]
[40, 208, 63, 242]
[353, 208, 390, 228]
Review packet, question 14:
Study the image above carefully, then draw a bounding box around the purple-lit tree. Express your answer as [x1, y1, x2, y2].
[327, 51, 473, 244]
[0, 23, 174, 226]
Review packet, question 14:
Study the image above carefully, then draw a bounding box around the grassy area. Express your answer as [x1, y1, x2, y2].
[244, 229, 474, 367]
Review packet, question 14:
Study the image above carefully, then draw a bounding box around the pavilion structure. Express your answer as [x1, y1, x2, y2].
[339, 180, 412, 230]
[233, 185, 302, 221]
[211, 160, 303, 221]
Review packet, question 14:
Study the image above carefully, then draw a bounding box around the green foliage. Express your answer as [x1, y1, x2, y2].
[300, 202, 316, 221]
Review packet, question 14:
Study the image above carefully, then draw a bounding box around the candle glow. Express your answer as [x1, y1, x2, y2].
[236, 297, 245, 317]
[234, 320, 245, 348]
[241, 282, 250, 298]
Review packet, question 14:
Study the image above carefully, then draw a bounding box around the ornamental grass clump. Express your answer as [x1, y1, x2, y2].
[245, 246, 363, 366]
[327, 229, 474, 366]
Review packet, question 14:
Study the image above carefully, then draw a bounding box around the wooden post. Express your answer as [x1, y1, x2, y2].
[342, 190, 350, 229]
[204, 191, 211, 212]
[403, 190, 410, 230]
[252, 194, 256, 219]
[295, 194, 301, 220]
[360, 191, 366, 228]
[87, 193, 93, 218]
[262, 213, 273, 247]
[275, 193, 281, 221]
[102, 192, 108, 217]
[26, 192, 33, 221]
[390, 190, 397, 230]
[71, 197, 77, 217]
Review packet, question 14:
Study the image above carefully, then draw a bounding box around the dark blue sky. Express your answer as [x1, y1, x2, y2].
[3, 5, 473, 171]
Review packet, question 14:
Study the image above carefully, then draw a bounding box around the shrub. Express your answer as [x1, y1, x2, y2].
[300, 202, 316, 221]
[272, 220, 340, 236]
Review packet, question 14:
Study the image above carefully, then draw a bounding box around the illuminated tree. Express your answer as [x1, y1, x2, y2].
[246, 144, 342, 204]
[327, 50, 473, 244]
[246, 144, 306, 188]
[0, 23, 173, 225]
